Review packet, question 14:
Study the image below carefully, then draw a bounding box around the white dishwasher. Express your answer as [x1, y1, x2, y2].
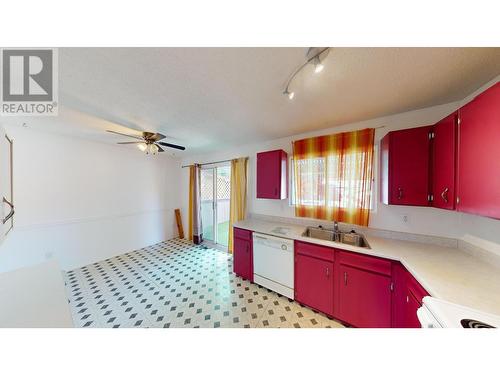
[252, 233, 294, 299]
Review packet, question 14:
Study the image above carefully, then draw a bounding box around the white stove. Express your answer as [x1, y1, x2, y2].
[418, 296, 500, 328]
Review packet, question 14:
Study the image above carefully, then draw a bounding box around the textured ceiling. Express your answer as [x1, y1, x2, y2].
[4, 47, 500, 156]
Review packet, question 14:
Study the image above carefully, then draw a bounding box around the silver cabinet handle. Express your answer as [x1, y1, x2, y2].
[441, 187, 449, 203]
[326, 267, 330, 278]
[344, 271, 347, 286]
[397, 187, 403, 200]
[2, 197, 14, 224]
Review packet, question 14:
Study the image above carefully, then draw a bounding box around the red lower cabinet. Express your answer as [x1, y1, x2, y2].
[392, 262, 429, 328]
[233, 228, 253, 282]
[292, 242, 431, 328]
[294, 250, 334, 316]
[336, 251, 392, 328]
[405, 292, 423, 328]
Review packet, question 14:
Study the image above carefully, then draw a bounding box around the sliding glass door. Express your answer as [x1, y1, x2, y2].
[200, 164, 231, 248]
[200, 168, 215, 242]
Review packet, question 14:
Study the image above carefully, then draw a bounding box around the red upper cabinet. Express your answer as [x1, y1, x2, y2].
[256, 150, 288, 199]
[380, 126, 433, 206]
[458, 82, 500, 219]
[432, 112, 458, 210]
[233, 228, 253, 282]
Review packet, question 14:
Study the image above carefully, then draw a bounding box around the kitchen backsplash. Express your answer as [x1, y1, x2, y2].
[248, 213, 500, 267]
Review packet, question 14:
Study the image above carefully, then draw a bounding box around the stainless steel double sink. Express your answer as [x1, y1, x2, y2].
[302, 226, 370, 248]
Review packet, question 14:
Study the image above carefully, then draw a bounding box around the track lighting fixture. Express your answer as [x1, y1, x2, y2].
[282, 47, 330, 99]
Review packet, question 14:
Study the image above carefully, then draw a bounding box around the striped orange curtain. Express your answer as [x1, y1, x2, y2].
[293, 128, 375, 226]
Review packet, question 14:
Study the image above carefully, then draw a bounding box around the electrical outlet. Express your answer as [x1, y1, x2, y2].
[401, 215, 409, 224]
[45, 251, 53, 260]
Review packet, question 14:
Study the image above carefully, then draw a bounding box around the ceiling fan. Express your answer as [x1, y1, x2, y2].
[107, 130, 186, 154]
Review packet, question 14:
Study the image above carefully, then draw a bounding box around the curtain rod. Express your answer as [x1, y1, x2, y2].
[181, 157, 248, 168]
[290, 126, 385, 144]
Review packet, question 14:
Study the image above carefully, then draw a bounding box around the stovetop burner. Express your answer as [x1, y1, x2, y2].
[460, 319, 495, 328]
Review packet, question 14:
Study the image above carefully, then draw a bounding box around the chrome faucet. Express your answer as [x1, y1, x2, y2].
[334, 221, 339, 232]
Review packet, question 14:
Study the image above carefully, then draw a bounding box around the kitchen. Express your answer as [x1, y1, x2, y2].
[183, 79, 500, 329]
[1, 15, 499, 373]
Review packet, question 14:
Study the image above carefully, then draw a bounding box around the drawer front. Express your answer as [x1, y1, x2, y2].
[234, 227, 252, 241]
[295, 241, 335, 262]
[337, 250, 391, 276]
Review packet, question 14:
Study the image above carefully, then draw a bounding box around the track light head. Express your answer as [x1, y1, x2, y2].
[284, 89, 295, 100]
[313, 56, 324, 73]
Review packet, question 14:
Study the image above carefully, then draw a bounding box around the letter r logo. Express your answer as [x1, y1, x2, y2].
[2, 49, 53, 102]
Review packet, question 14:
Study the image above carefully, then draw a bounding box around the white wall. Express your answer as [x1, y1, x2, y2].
[180, 76, 500, 252]
[0, 126, 182, 272]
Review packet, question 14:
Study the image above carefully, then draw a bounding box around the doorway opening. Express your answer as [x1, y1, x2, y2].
[200, 163, 231, 250]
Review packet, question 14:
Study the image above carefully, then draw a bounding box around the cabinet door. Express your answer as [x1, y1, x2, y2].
[295, 254, 334, 316]
[432, 112, 457, 210]
[257, 150, 280, 198]
[393, 264, 429, 328]
[406, 291, 422, 328]
[256, 150, 287, 199]
[391, 262, 407, 328]
[233, 237, 252, 281]
[458, 82, 500, 218]
[338, 265, 392, 327]
[389, 126, 432, 206]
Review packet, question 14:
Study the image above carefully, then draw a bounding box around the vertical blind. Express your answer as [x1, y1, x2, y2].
[292, 128, 375, 226]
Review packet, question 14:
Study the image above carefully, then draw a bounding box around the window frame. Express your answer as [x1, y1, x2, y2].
[288, 144, 377, 212]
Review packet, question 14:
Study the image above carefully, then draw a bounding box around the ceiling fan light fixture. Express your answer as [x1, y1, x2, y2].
[107, 129, 185, 154]
[145, 143, 159, 155]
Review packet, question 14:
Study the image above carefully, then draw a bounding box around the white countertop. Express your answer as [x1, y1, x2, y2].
[0, 260, 74, 328]
[234, 218, 500, 316]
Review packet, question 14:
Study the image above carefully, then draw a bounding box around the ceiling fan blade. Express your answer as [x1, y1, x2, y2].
[147, 133, 166, 141]
[157, 141, 186, 151]
[156, 145, 165, 152]
[117, 141, 145, 144]
[106, 130, 143, 140]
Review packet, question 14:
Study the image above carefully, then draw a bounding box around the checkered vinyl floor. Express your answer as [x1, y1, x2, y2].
[64, 238, 344, 328]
